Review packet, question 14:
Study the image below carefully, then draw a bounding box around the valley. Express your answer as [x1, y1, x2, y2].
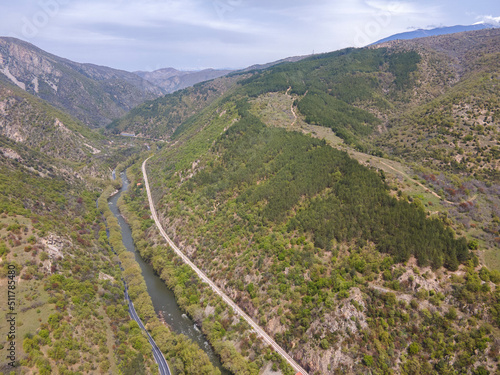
[0, 28, 499, 375]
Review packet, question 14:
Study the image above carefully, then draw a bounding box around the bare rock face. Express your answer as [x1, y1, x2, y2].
[0, 37, 164, 127]
[288, 287, 368, 374]
[0, 84, 99, 163]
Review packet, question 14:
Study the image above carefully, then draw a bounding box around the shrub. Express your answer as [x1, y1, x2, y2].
[363, 355, 374, 366]
[407, 342, 420, 355]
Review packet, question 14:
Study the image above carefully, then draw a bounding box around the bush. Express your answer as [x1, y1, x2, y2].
[444, 307, 457, 321]
[363, 355, 374, 366]
[320, 339, 329, 350]
[407, 342, 420, 355]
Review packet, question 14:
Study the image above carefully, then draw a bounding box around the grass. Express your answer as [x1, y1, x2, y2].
[482, 247, 500, 272]
[0, 215, 55, 364]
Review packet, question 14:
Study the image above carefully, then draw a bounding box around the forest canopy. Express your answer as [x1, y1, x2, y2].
[191, 100, 469, 270]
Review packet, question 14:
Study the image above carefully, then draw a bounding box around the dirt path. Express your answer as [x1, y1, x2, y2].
[286, 86, 298, 127]
[377, 160, 454, 205]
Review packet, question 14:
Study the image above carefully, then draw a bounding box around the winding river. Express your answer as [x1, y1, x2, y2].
[108, 171, 229, 374]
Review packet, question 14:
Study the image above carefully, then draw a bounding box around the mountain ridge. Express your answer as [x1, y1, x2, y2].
[371, 22, 499, 45]
[0, 36, 164, 127]
[135, 67, 233, 93]
[123, 28, 500, 370]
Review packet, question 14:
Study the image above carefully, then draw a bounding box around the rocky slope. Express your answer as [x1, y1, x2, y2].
[0, 37, 163, 127]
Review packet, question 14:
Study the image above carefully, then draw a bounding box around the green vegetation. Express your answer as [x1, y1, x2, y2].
[0, 184, 158, 374]
[134, 89, 499, 373]
[387, 50, 421, 89]
[1, 28, 499, 375]
[188, 100, 468, 269]
[235, 48, 421, 147]
[107, 75, 241, 139]
[119, 166, 280, 375]
[297, 91, 378, 145]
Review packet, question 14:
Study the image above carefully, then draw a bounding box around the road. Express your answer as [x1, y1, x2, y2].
[101, 193, 171, 375]
[124, 283, 171, 375]
[377, 160, 454, 205]
[142, 157, 309, 375]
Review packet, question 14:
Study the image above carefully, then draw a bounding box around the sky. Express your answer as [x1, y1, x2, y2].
[1, 0, 499, 72]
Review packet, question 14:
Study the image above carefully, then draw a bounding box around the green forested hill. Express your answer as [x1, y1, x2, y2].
[116, 28, 500, 267]
[126, 47, 500, 371]
[106, 74, 244, 139]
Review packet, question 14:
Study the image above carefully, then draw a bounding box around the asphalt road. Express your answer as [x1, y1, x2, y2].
[101, 193, 171, 375]
[124, 284, 171, 375]
[142, 157, 309, 375]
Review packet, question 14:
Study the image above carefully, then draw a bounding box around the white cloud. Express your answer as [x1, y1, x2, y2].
[475, 15, 500, 25]
[1, 0, 498, 71]
[58, 0, 263, 35]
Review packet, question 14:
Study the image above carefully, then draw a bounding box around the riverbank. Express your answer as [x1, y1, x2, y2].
[100, 168, 222, 375]
[120, 160, 293, 375]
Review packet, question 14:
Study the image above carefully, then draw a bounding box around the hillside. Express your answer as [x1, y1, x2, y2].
[0, 69, 155, 372]
[0, 78, 106, 167]
[118, 28, 500, 266]
[106, 74, 245, 139]
[0, 37, 163, 127]
[127, 95, 499, 375]
[0, 67, 225, 373]
[113, 29, 500, 374]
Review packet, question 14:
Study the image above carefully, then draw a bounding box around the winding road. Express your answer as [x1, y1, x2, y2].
[124, 284, 171, 375]
[103, 184, 171, 375]
[142, 157, 309, 375]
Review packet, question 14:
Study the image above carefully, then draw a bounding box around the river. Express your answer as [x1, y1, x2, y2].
[108, 171, 229, 374]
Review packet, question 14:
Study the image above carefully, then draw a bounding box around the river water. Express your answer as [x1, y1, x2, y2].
[108, 171, 229, 374]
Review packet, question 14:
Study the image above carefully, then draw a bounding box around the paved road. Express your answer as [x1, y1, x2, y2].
[142, 157, 309, 375]
[101, 194, 171, 375]
[124, 284, 171, 375]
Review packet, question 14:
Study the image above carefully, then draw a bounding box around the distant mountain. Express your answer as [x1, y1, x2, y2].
[371, 23, 499, 45]
[133, 55, 312, 94]
[135, 67, 233, 93]
[0, 37, 164, 127]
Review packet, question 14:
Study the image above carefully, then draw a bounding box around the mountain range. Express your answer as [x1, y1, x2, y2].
[372, 22, 499, 44]
[134, 67, 233, 94]
[115, 28, 500, 374]
[0, 26, 499, 375]
[0, 37, 165, 128]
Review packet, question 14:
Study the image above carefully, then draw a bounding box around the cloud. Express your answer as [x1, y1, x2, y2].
[475, 15, 500, 25]
[1, 0, 498, 71]
[58, 0, 263, 35]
